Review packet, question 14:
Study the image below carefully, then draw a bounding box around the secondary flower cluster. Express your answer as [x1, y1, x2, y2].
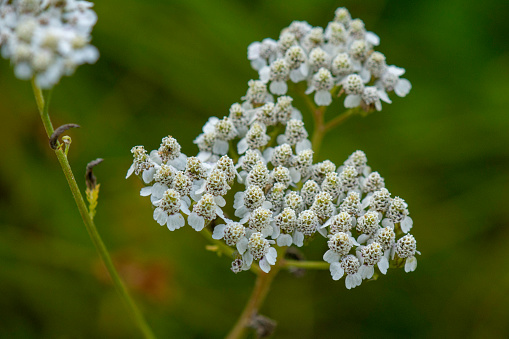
[0, 0, 99, 88]
[127, 86, 419, 289]
[248, 7, 411, 111]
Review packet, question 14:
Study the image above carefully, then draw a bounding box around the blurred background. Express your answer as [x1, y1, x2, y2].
[1, 0, 509, 338]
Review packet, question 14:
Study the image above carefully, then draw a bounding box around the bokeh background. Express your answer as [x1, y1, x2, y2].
[1, 0, 509, 338]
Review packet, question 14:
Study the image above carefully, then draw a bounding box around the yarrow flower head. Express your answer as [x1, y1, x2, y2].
[126, 6, 418, 292]
[0, 0, 99, 88]
[243, 7, 411, 113]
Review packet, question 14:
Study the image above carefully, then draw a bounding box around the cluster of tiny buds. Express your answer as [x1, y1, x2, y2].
[247, 6, 411, 112]
[127, 7, 418, 285]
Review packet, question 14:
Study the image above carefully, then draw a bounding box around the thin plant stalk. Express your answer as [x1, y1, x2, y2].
[226, 248, 284, 339]
[31, 79, 156, 339]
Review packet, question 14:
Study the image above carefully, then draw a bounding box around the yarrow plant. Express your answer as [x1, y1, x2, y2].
[126, 7, 418, 338]
[3, 3, 419, 338]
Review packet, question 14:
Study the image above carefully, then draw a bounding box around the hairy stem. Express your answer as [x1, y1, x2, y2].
[226, 248, 284, 339]
[31, 80, 156, 339]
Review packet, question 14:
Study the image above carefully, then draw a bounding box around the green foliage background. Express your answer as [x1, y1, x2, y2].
[1, 0, 508, 337]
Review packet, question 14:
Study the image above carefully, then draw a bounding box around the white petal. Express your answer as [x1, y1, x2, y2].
[149, 150, 162, 164]
[151, 183, 168, 199]
[261, 225, 273, 238]
[213, 139, 229, 155]
[214, 196, 226, 207]
[315, 90, 332, 106]
[291, 108, 303, 120]
[188, 213, 205, 231]
[378, 256, 389, 275]
[14, 63, 33, 80]
[300, 63, 309, 77]
[395, 78, 412, 97]
[330, 262, 344, 281]
[276, 134, 287, 145]
[202, 117, 219, 133]
[150, 194, 159, 204]
[381, 218, 394, 229]
[359, 265, 374, 279]
[263, 147, 274, 163]
[140, 186, 152, 196]
[270, 81, 288, 95]
[261, 201, 273, 210]
[323, 250, 341, 264]
[236, 237, 248, 254]
[357, 234, 370, 244]
[345, 274, 355, 289]
[142, 167, 156, 184]
[277, 234, 293, 247]
[180, 200, 191, 215]
[233, 192, 245, 209]
[361, 195, 372, 209]
[289, 167, 301, 183]
[388, 65, 405, 77]
[197, 151, 212, 162]
[169, 154, 187, 171]
[360, 68, 371, 83]
[366, 32, 380, 46]
[317, 226, 328, 238]
[353, 273, 363, 287]
[167, 213, 185, 231]
[378, 89, 392, 103]
[235, 206, 249, 219]
[212, 224, 227, 239]
[237, 138, 248, 154]
[215, 206, 224, 219]
[259, 65, 271, 82]
[247, 42, 261, 60]
[290, 68, 306, 83]
[293, 231, 304, 247]
[237, 237, 249, 254]
[259, 257, 271, 273]
[182, 196, 191, 207]
[271, 223, 280, 239]
[401, 216, 413, 233]
[266, 247, 277, 265]
[405, 256, 417, 272]
[190, 190, 202, 202]
[126, 164, 135, 179]
[243, 251, 253, 267]
[296, 139, 312, 153]
[344, 94, 362, 108]
[153, 208, 167, 226]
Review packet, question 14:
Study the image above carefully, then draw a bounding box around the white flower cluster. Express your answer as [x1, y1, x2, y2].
[247, 7, 411, 111]
[0, 0, 99, 88]
[127, 6, 417, 289]
[127, 87, 419, 287]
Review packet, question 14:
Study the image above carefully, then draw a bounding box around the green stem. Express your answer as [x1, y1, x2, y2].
[31, 79, 156, 339]
[283, 260, 329, 270]
[311, 105, 327, 154]
[324, 108, 358, 132]
[226, 247, 285, 339]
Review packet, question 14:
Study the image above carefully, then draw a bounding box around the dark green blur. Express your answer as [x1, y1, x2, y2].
[1, 0, 508, 338]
